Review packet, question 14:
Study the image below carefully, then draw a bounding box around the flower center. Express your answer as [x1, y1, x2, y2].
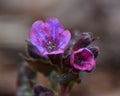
[74, 56, 82, 65]
[47, 41, 56, 52]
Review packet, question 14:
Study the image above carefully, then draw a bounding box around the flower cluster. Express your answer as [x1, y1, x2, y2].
[26, 17, 99, 96]
[28, 17, 99, 72]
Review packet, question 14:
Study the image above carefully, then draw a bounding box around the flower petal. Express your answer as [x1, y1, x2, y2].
[29, 20, 48, 54]
[45, 17, 64, 41]
[57, 30, 71, 50]
[44, 49, 64, 55]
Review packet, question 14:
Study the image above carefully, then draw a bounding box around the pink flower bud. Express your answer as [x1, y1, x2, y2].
[70, 48, 95, 71]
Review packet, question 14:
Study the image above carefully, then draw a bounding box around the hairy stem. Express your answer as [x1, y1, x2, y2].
[16, 62, 36, 96]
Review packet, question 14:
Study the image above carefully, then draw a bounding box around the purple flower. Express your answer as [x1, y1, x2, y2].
[29, 17, 71, 55]
[70, 48, 95, 71]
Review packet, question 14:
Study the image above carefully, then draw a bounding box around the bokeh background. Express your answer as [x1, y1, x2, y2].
[0, 0, 120, 96]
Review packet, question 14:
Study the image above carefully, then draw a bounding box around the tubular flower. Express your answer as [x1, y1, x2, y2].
[29, 17, 71, 55]
[70, 48, 95, 71]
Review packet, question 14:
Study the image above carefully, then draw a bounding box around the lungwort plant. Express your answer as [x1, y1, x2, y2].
[17, 17, 99, 96]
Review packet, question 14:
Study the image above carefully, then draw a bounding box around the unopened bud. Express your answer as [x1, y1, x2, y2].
[72, 32, 92, 51]
[33, 85, 56, 96]
[88, 46, 100, 58]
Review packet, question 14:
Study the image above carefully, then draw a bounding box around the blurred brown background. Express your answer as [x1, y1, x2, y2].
[0, 0, 120, 96]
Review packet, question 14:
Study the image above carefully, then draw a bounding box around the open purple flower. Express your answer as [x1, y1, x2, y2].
[29, 17, 71, 55]
[70, 48, 95, 71]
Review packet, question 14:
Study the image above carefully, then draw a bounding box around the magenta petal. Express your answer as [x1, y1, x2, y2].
[70, 48, 95, 71]
[57, 30, 71, 50]
[29, 20, 48, 55]
[44, 50, 64, 55]
[30, 20, 48, 42]
[45, 17, 64, 41]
